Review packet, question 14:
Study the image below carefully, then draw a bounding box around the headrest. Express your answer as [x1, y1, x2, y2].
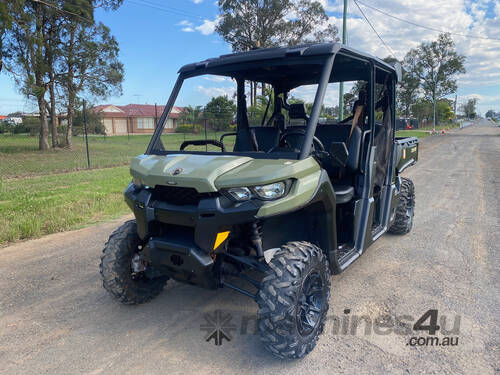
[289, 103, 308, 119]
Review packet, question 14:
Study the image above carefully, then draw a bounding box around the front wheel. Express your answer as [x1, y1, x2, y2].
[100, 220, 167, 304]
[388, 177, 415, 234]
[256, 241, 331, 359]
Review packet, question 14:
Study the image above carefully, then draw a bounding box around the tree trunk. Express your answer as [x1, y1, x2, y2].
[261, 82, 265, 96]
[38, 96, 50, 150]
[49, 80, 58, 148]
[66, 94, 74, 149]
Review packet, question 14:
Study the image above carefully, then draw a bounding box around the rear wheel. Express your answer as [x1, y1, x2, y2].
[388, 177, 415, 234]
[256, 241, 330, 359]
[100, 220, 167, 304]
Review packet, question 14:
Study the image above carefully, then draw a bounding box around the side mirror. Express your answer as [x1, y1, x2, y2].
[329, 142, 349, 167]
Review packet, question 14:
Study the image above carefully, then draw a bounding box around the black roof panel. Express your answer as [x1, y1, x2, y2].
[178, 42, 398, 79]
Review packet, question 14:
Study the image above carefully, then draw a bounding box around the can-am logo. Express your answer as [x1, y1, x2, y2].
[171, 168, 183, 176]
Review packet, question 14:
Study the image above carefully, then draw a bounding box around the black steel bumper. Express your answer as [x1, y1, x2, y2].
[124, 183, 260, 289]
[146, 236, 218, 288]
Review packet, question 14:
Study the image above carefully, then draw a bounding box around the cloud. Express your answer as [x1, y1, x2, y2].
[195, 17, 220, 35]
[196, 85, 236, 98]
[177, 20, 193, 26]
[317, 0, 500, 114]
[290, 83, 353, 107]
[193, 0, 204, 3]
[177, 20, 195, 33]
[203, 76, 231, 82]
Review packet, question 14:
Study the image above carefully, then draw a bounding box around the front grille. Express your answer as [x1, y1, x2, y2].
[150, 185, 215, 206]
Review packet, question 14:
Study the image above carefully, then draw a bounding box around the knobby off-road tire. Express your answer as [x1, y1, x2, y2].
[100, 220, 167, 304]
[256, 241, 331, 359]
[388, 177, 415, 235]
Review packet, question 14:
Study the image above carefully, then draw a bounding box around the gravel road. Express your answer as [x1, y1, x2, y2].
[1, 120, 499, 375]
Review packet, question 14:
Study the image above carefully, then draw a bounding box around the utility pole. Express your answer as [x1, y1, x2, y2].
[453, 94, 457, 122]
[338, 0, 347, 121]
[432, 85, 436, 131]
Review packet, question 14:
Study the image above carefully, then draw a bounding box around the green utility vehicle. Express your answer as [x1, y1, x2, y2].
[100, 43, 418, 358]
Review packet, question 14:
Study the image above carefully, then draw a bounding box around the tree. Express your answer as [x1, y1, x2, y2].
[204, 96, 236, 131]
[0, 0, 14, 73]
[437, 99, 454, 123]
[3, 0, 123, 150]
[485, 109, 496, 118]
[72, 105, 105, 135]
[404, 33, 466, 129]
[342, 92, 356, 116]
[216, 0, 338, 103]
[460, 98, 478, 119]
[398, 67, 420, 118]
[411, 98, 433, 125]
[180, 105, 203, 125]
[216, 0, 337, 51]
[59, 19, 124, 148]
[6, 1, 54, 149]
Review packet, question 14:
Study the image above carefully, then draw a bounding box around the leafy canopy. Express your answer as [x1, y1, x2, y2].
[216, 0, 338, 51]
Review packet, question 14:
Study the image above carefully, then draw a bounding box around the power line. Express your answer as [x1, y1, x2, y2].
[30, 0, 93, 23]
[129, 0, 206, 21]
[352, 0, 398, 60]
[356, 0, 500, 42]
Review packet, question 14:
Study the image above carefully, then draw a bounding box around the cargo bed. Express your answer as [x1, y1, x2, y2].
[395, 137, 418, 173]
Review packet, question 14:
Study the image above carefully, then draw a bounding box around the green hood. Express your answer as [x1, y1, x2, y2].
[130, 154, 253, 193]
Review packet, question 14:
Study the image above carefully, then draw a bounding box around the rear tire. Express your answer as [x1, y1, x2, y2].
[100, 220, 167, 304]
[388, 177, 415, 234]
[256, 241, 331, 359]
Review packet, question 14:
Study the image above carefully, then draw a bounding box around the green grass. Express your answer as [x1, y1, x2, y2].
[0, 166, 132, 245]
[0, 132, 233, 178]
[395, 130, 431, 139]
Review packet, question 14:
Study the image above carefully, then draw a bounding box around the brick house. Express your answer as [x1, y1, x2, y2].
[93, 104, 184, 135]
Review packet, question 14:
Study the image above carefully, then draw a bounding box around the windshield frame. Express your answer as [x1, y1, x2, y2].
[145, 49, 392, 159]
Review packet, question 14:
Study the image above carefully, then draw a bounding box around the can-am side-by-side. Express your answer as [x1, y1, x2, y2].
[100, 43, 417, 359]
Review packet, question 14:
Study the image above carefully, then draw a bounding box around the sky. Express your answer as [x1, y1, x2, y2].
[0, 0, 499, 115]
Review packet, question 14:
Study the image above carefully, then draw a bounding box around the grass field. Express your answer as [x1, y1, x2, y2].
[395, 130, 431, 139]
[0, 132, 233, 178]
[0, 166, 131, 245]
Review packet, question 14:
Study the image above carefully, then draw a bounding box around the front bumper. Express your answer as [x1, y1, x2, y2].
[125, 184, 260, 251]
[125, 184, 260, 289]
[125, 184, 261, 288]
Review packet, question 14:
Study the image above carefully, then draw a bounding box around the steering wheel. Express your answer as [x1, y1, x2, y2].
[270, 129, 325, 153]
[180, 139, 225, 152]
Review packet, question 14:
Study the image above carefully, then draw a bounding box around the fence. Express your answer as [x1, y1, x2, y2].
[0, 128, 232, 179]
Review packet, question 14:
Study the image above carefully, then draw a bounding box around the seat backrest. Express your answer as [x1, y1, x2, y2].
[233, 126, 280, 152]
[289, 103, 308, 120]
[345, 126, 362, 170]
[253, 126, 280, 152]
[314, 124, 362, 171]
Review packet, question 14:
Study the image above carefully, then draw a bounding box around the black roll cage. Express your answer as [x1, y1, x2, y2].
[146, 43, 400, 161]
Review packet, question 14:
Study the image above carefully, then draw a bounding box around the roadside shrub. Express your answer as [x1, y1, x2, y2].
[73, 109, 106, 135]
[22, 117, 40, 136]
[175, 123, 194, 133]
[0, 121, 10, 133]
[229, 123, 237, 131]
[175, 123, 202, 133]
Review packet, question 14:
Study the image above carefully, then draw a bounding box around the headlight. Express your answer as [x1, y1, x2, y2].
[253, 182, 286, 200]
[223, 181, 289, 202]
[226, 187, 251, 201]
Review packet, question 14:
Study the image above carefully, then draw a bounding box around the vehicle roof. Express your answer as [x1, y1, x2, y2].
[178, 43, 400, 86]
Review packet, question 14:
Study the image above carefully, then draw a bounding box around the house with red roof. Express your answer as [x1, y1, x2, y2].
[93, 104, 183, 135]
